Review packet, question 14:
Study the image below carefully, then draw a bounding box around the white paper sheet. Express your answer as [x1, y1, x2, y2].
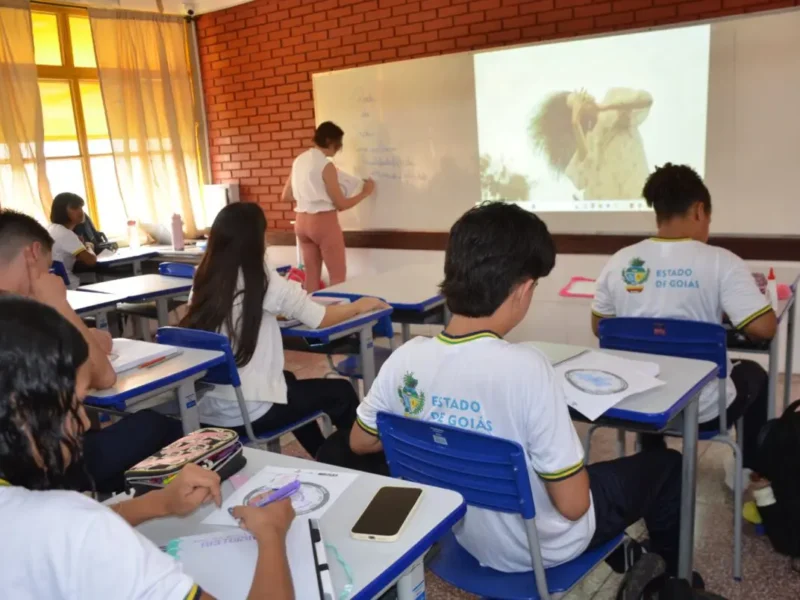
[555, 351, 664, 421]
[109, 339, 180, 373]
[203, 465, 358, 527]
[166, 522, 319, 600]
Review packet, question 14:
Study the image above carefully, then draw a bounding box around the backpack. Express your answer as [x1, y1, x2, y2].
[755, 399, 800, 558]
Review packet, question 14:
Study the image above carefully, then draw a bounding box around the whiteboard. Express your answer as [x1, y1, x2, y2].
[313, 53, 480, 231]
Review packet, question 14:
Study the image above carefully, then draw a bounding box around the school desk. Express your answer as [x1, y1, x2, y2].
[281, 307, 393, 393]
[67, 290, 127, 330]
[95, 247, 160, 275]
[84, 347, 225, 434]
[321, 263, 447, 343]
[529, 341, 718, 582]
[135, 447, 466, 600]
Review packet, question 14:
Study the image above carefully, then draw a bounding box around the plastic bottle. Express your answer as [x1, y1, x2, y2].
[171, 213, 185, 251]
[127, 219, 140, 249]
[766, 268, 779, 311]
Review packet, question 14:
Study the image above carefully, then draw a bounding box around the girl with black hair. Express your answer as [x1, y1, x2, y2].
[48, 192, 97, 288]
[282, 121, 376, 292]
[530, 88, 653, 202]
[181, 202, 387, 458]
[0, 296, 296, 600]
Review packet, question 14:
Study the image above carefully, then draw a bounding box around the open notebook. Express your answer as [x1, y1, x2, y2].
[109, 339, 181, 374]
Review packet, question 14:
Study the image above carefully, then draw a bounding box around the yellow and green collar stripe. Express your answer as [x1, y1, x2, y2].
[436, 330, 502, 345]
[185, 584, 202, 600]
[650, 237, 692, 242]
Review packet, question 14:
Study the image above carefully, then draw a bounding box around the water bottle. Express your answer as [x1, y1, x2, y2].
[127, 219, 140, 249]
[171, 213, 185, 251]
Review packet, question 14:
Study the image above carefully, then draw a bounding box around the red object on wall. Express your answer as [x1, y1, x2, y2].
[196, 0, 798, 232]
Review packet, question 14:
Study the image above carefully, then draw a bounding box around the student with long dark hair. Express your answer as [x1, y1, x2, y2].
[181, 202, 387, 457]
[0, 296, 296, 600]
[48, 192, 97, 288]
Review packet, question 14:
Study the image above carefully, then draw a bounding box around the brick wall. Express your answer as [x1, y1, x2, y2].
[196, 0, 797, 231]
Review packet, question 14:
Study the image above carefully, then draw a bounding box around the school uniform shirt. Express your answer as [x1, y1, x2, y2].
[291, 147, 336, 213]
[47, 223, 85, 289]
[194, 267, 326, 427]
[593, 238, 772, 423]
[356, 332, 595, 571]
[0, 484, 200, 600]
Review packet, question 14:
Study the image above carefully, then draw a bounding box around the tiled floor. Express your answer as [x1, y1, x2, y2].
[284, 349, 800, 599]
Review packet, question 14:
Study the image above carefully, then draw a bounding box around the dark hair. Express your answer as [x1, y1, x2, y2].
[181, 203, 268, 367]
[0, 209, 54, 264]
[441, 202, 556, 318]
[50, 192, 85, 226]
[313, 121, 344, 149]
[642, 163, 711, 224]
[530, 91, 598, 173]
[0, 295, 89, 490]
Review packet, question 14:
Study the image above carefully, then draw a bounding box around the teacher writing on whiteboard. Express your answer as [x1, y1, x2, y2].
[282, 121, 375, 292]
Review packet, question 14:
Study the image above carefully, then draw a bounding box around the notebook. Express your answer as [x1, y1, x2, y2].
[109, 339, 181, 373]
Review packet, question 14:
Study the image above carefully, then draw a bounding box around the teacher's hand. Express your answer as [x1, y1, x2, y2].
[363, 178, 376, 196]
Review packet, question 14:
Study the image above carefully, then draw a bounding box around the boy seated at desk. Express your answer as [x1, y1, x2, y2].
[0, 209, 183, 494]
[0, 296, 296, 600]
[590, 163, 776, 483]
[346, 203, 686, 579]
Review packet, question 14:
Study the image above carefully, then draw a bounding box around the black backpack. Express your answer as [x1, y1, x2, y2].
[755, 399, 800, 560]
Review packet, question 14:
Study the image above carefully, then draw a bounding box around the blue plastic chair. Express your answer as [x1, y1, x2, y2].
[50, 261, 70, 286]
[595, 317, 743, 579]
[377, 412, 623, 600]
[156, 326, 331, 453]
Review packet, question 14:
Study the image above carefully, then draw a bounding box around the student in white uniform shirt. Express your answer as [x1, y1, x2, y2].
[282, 121, 376, 292]
[0, 296, 296, 600]
[592, 164, 777, 476]
[181, 202, 387, 458]
[47, 192, 98, 289]
[345, 203, 685, 576]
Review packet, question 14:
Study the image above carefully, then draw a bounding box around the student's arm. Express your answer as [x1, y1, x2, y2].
[74, 247, 98, 267]
[61, 227, 97, 266]
[720, 253, 778, 341]
[525, 353, 591, 521]
[322, 162, 374, 211]
[26, 250, 116, 389]
[591, 263, 616, 338]
[232, 499, 296, 600]
[318, 297, 388, 328]
[111, 464, 222, 527]
[281, 176, 295, 204]
[349, 362, 395, 455]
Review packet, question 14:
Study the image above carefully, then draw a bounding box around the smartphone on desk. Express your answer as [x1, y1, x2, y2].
[350, 486, 424, 542]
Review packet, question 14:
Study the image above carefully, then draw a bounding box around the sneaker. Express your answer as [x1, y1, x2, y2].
[615, 553, 667, 600]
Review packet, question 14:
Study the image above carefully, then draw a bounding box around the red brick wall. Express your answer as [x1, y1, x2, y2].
[196, 0, 797, 231]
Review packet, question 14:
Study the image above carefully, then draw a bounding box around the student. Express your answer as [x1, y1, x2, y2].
[348, 203, 685, 576]
[48, 192, 97, 288]
[282, 121, 376, 292]
[0, 296, 296, 600]
[0, 209, 183, 493]
[591, 164, 776, 476]
[181, 202, 387, 458]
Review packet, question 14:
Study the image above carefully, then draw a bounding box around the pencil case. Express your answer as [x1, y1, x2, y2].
[124, 427, 246, 493]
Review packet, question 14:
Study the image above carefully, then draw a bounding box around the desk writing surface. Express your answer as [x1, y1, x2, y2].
[96, 247, 159, 265]
[79, 274, 192, 298]
[280, 307, 393, 339]
[323, 263, 444, 308]
[136, 448, 465, 599]
[527, 341, 717, 423]
[67, 290, 127, 313]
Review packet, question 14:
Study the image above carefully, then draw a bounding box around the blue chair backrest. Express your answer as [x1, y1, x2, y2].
[159, 262, 196, 279]
[156, 326, 241, 387]
[376, 412, 536, 519]
[597, 317, 727, 378]
[313, 292, 394, 339]
[50, 261, 70, 286]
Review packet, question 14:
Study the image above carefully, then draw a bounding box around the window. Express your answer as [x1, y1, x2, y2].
[31, 5, 125, 236]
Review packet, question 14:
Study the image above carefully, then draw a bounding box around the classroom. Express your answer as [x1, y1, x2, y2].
[1, 0, 800, 599]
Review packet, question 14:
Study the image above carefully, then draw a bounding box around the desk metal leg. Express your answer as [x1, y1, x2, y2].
[133, 259, 143, 275]
[95, 309, 110, 331]
[156, 298, 170, 328]
[360, 326, 376, 394]
[177, 380, 201, 434]
[401, 323, 411, 343]
[395, 556, 426, 600]
[768, 335, 779, 420]
[678, 394, 699, 581]
[784, 298, 796, 415]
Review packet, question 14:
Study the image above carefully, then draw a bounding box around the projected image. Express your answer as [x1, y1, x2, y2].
[474, 26, 710, 212]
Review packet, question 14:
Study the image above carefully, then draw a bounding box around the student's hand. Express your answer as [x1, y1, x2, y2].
[90, 328, 114, 354]
[362, 178, 376, 196]
[25, 249, 68, 307]
[232, 498, 295, 542]
[352, 296, 389, 315]
[158, 464, 222, 517]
